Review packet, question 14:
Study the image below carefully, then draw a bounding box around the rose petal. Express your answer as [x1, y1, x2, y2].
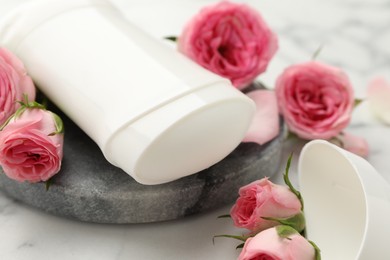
[367, 77, 390, 125]
[242, 90, 279, 145]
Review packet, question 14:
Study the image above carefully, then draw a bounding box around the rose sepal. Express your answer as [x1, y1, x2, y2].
[217, 214, 231, 219]
[49, 111, 64, 136]
[262, 212, 305, 233]
[213, 234, 250, 250]
[275, 224, 298, 238]
[0, 94, 45, 130]
[309, 240, 322, 260]
[276, 225, 321, 260]
[212, 234, 248, 243]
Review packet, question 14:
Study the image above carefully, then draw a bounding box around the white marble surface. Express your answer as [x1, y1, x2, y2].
[0, 0, 389, 259]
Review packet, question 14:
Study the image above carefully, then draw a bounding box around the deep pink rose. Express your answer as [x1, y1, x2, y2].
[0, 48, 35, 125]
[275, 61, 354, 140]
[230, 178, 302, 233]
[178, 1, 278, 89]
[0, 108, 64, 182]
[238, 226, 315, 260]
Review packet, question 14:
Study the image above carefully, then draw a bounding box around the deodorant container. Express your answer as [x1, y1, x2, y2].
[0, 0, 255, 184]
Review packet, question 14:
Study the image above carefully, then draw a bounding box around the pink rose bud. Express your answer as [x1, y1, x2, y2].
[178, 1, 278, 89]
[367, 77, 390, 125]
[230, 178, 303, 233]
[275, 61, 354, 140]
[0, 107, 64, 183]
[0, 48, 36, 125]
[238, 226, 317, 260]
[334, 132, 369, 158]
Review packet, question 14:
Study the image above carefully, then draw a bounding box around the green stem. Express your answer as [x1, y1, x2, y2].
[283, 153, 304, 210]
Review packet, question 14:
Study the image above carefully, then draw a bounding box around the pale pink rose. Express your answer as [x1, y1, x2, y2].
[0, 108, 64, 182]
[337, 132, 369, 158]
[243, 90, 280, 145]
[275, 61, 354, 140]
[367, 77, 390, 125]
[230, 178, 302, 233]
[178, 1, 278, 89]
[0, 48, 35, 125]
[238, 226, 315, 260]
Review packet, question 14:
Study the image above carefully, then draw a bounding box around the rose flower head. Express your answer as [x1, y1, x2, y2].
[238, 225, 318, 260]
[0, 47, 36, 125]
[275, 61, 354, 140]
[230, 177, 304, 234]
[178, 1, 278, 89]
[0, 101, 64, 183]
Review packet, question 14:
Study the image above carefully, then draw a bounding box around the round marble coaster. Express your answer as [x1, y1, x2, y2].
[0, 108, 284, 223]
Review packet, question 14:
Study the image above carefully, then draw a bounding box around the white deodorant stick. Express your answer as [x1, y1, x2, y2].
[0, 0, 255, 184]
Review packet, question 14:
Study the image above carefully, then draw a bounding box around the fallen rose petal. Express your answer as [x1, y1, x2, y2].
[242, 90, 279, 145]
[336, 132, 369, 158]
[367, 77, 390, 125]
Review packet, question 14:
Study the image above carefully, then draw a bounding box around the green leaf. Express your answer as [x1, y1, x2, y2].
[354, 98, 364, 108]
[165, 36, 178, 42]
[276, 225, 298, 238]
[286, 131, 299, 140]
[236, 243, 245, 249]
[283, 153, 304, 210]
[212, 234, 247, 245]
[45, 179, 52, 191]
[309, 240, 322, 260]
[312, 44, 324, 60]
[217, 214, 231, 219]
[262, 212, 306, 233]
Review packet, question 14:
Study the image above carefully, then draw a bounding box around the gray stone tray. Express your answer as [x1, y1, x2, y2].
[0, 106, 284, 223]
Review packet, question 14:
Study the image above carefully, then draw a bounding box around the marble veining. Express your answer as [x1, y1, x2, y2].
[0, 0, 389, 259]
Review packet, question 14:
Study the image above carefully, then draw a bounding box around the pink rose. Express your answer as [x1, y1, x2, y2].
[238, 226, 316, 260]
[230, 178, 302, 233]
[0, 48, 35, 125]
[178, 1, 278, 89]
[0, 107, 64, 182]
[275, 61, 354, 140]
[367, 77, 390, 125]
